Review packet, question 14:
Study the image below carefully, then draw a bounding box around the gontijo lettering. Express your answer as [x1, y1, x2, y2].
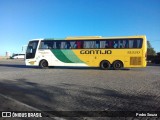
[80, 50, 112, 54]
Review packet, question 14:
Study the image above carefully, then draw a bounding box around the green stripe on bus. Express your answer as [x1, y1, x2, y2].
[61, 50, 84, 63]
[51, 49, 73, 63]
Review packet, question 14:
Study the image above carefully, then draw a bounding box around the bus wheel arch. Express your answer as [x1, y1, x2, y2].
[112, 60, 123, 70]
[39, 59, 48, 68]
[100, 60, 111, 70]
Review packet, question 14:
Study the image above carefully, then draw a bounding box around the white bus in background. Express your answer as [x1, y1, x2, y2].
[11, 54, 25, 59]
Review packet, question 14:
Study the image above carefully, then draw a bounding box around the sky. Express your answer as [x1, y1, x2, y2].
[0, 0, 160, 56]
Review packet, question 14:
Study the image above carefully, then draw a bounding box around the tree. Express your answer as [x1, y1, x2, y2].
[147, 41, 156, 56]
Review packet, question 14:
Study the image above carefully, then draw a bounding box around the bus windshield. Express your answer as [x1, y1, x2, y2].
[26, 41, 38, 59]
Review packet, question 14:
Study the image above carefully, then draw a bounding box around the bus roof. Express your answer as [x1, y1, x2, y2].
[32, 35, 146, 41]
[65, 35, 146, 40]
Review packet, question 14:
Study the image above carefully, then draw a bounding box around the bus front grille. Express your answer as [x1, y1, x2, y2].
[130, 57, 142, 65]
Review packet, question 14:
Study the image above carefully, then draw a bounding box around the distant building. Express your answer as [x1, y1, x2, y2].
[6, 51, 11, 58]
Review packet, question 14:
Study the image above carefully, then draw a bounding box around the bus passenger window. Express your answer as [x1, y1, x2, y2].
[114, 41, 118, 48]
[105, 41, 109, 48]
[53, 42, 56, 49]
[70, 41, 77, 49]
[66, 42, 71, 49]
[123, 40, 128, 48]
[100, 41, 105, 48]
[77, 41, 82, 49]
[108, 41, 113, 48]
[129, 40, 134, 48]
[133, 40, 138, 48]
[56, 42, 61, 49]
[84, 41, 91, 48]
[44, 44, 49, 49]
[73, 43, 77, 48]
[137, 39, 142, 48]
[91, 41, 96, 48]
[119, 40, 123, 48]
[60, 42, 67, 49]
[96, 41, 100, 48]
[39, 41, 53, 49]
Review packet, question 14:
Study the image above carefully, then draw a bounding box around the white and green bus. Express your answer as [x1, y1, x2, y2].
[25, 36, 147, 69]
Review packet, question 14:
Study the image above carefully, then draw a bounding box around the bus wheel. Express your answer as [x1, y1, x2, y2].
[100, 60, 111, 70]
[112, 60, 123, 70]
[39, 60, 48, 69]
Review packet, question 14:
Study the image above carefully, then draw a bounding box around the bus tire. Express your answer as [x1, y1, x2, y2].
[100, 60, 111, 70]
[39, 60, 48, 69]
[112, 60, 123, 70]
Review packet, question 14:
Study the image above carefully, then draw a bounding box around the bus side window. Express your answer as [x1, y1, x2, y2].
[48, 44, 52, 49]
[70, 41, 77, 49]
[134, 39, 142, 48]
[61, 41, 67, 49]
[73, 42, 77, 49]
[84, 41, 89, 48]
[100, 41, 105, 48]
[108, 41, 113, 48]
[77, 41, 83, 49]
[119, 40, 123, 48]
[56, 42, 61, 49]
[66, 42, 71, 49]
[96, 41, 100, 48]
[105, 41, 109, 48]
[129, 40, 134, 48]
[53, 42, 56, 49]
[122, 40, 126, 48]
[113, 41, 118, 48]
[133, 40, 138, 48]
[44, 44, 49, 49]
[137, 39, 142, 48]
[123, 40, 129, 48]
[84, 41, 96, 49]
[39, 41, 50, 49]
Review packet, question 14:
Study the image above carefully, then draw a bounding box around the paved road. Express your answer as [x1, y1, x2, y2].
[0, 59, 160, 119]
